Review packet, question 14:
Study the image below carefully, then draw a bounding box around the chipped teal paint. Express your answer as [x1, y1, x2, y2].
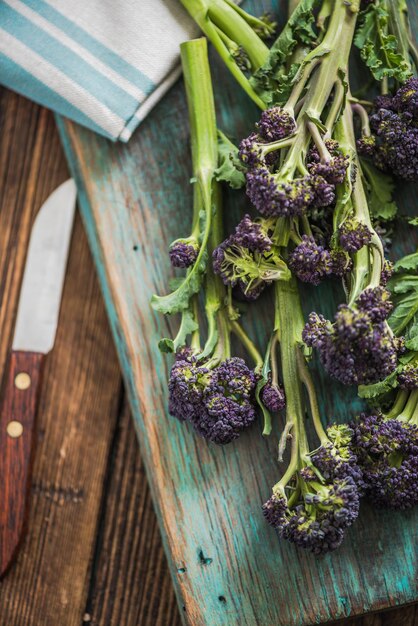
[56, 2, 418, 623]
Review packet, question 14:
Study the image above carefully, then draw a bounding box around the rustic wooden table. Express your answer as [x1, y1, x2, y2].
[0, 88, 415, 626]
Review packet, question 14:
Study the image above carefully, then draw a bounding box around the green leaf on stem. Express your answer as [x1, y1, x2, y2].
[249, 0, 319, 105]
[214, 130, 246, 189]
[358, 368, 399, 398]
[158, 309, 199, 353]
[361, 160, 398, 221]
[354, 2, 412, 83]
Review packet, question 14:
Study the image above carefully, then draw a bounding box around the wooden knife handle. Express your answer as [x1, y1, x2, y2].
[0, 350, 44, 576]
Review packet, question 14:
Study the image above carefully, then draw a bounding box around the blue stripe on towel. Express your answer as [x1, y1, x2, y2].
[0, 4, 139, 118]
[21, 0, 155, 94]
[0, 51, 112, 138]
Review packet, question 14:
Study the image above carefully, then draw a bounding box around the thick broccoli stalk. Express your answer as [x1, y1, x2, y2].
[262, 278, 362, 554]
[154, 39, 264, 444]
[179, 0, 275, 108]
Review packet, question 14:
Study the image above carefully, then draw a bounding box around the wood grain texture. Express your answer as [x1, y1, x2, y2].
[84, 399, 181, 626]
[0, 89, 122, 625]
[57, 1, 418, 624]
[0, 350, 44, 576]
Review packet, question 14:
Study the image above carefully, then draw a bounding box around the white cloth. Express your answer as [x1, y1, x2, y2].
[0, 0, 197, 141]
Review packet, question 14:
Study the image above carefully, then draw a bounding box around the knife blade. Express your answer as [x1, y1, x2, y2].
[0, 179, 77, 576]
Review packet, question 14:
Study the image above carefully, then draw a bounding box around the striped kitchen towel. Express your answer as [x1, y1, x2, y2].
[0, 0, 197, 141]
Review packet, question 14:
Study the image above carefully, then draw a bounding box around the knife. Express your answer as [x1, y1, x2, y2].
[0, 179, 77, 577]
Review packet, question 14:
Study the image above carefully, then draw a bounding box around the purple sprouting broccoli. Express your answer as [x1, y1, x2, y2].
[357, 79, 418, 181]
[169, 237, 200, 268]
[169, 353, 258, 444]
[311, 424, 365, 490]
[338, 218, 373, 253]
[245, 166, 315, 217]
[261, 378, 286, 412]
[392, 77, 418, 121]
[307, 138, 349, 185]
[350, 412, 418, 510]
[262, 278, 362, 554]
[213, 214, 290, 298]
[262, 468, 360, 555]
[255, 106, 296, 142]
[288, 235, 333, 285]
[380, 259, 394, 286]
[330, 249, 353, 277]
[303, 287, 401, 385]
[398, 363, 418, 390]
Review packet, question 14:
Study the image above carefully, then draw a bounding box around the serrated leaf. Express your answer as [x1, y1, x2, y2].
[354, 3, 412, 82]
[388, 266, 418, 335]
[407, 217, 418, 226]
[361, 160, 398, 221]
[249, 0, 320, 106]
[405, 321, 418, 350]
[214, 130, 246, 189]
[358, 368, 399, 399]
[158, 308, 199, 353]
[393, 252, 418, 272]
[151, 249, 208, 314]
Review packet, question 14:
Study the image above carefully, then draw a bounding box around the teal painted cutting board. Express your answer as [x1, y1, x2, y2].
[57, 2, 418, 623]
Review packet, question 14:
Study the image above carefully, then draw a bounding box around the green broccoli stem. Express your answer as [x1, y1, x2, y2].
[396, 388, 418, 423]
[180, 0, 268, 108]
[384, 389, 408, 419]
[335, 99, 385, 305]
[278, 0, 359, 179]
[386, 0, 416, 75]
[272, 278, 311, 492]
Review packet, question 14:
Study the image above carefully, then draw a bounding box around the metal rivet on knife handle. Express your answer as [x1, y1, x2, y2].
[6, 421, 23, 438]
[14, 372, 31, 390]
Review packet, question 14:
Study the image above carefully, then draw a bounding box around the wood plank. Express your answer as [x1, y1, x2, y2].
[0, 90, 122, 625]
[56, 1, 418, 622]
[84, 399, 181, 626]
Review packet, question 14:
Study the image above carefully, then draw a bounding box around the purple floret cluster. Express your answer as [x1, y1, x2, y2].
[303, 287, 401, 385]
[350, 414, 418, 509]
[168, 353, 257, 445]
[398, 363, 418, 389]
[169, 239, 199, 268]
[239, 107, 348, 218]
[213, 214, 287, 299]
[262, 422, 363, 554]
[357, 78, 418, 181]
[338, 218, 373, 253]
[261, 379, 286, 412]
[262, 474, 360, 555]
[288, 235, 333, 285]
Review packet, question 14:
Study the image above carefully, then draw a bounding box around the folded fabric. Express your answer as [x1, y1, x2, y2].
[0, 0, 197, 141]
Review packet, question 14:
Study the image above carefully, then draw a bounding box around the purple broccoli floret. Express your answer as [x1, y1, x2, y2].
[239, 132, 264, 168]
[246, 166, 315, 217]
[288, 235, 333, 285]
[255, 106, 296, 142]
[213, 215, 288, 298]
[261, 379, 286, 412]
[338, 218, 373, 253]
[398, 364, 418, 389]
[307, 139, 349, 185]
[350, 414, 418, 509]
[263, 472, 360, 555]
[330, 249, 353, 277]
[392, 77, 418, 120]
[169, 238, 199, 268]
[168, 353, 257, 444]
[303, 289, 399, 385]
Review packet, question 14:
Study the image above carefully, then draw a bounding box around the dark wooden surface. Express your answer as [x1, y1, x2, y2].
[0, 88, 415, 625]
